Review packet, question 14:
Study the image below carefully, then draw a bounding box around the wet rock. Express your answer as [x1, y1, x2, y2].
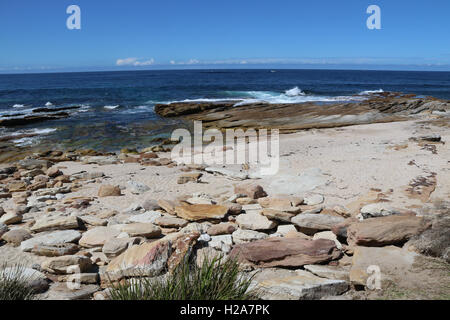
[230, 238, 341, 268]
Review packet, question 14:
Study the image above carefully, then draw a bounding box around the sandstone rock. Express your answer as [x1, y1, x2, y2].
[105, 233, 181, 280]
[177, 173, 202, 184]
[359, 203, 399, 219]
[313, 231, 343, 250]
[158, 199, 177, 215]
[44, 283, 99, 300]
[0, 223, 8, 238]
[249, 268, 348, 300]
[303, 265, 350, 281]
[234, 183, 267, 199]
[232, 228, 268, 244]
[222, 202, 242, 215]
[230, 238, 341, 268]
[127, 180, 150, 194]
[261, 209, 296, 222]
[31, 243, 80, 257]
[236, 197, 257, 205]
[79, 216, 107, 226]
[196, 247, 222, 267]
[274, 224, 298, 236]
[41, 255, 93, 274]
[208, 235, 233, 253]
[141, 199, 161, 211]
[60, 273, 99, 284]
[154, 216, 188, 228]
[347, 215, 430, 247]
[236, 212, 277, 231]
[7, 181, 28, 192]
[0, 212, 22, 225]
[1, 228, 32, 246]
[174, 204, 228, 221]
[21, 230, 82, 252]
[167, 232, 200, 271]
[31, 216, 80, 233]
[350, 246, 418, 287]
[127, 211, 161, 224]
[303, 194, 324, 206]
[46, 166, 62, 178]
[119, 223, 161, 238]
[207, 222, 236, 236]
[98, 185, 122, 197]
[102, 238, 136, 259]
[291, 214, 345, 234]
[79, 227, 121, 248]
[181, 222, 212, 234]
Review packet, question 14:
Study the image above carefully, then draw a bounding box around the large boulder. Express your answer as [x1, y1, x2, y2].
[230, 238, 341, 268]
[347, 215, 430, 247]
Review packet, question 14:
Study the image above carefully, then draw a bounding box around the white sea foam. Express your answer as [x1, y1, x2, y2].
[104, 105, 120, 110]
[12, 104, 26, 108]
[360, 89, 384, 95]
[45, 102, 53, 107]
[285, 87, 305, 96]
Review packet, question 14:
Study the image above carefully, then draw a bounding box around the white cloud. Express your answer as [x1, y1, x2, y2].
[116, 57, 155, 66]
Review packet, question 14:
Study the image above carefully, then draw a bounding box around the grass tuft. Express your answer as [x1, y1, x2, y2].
[108, 255, 258, 300]
[0, 263, 37, 300]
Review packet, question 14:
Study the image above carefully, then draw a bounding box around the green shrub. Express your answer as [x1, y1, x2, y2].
[0, 264, 37, 300]
[108, 255, 258, 300]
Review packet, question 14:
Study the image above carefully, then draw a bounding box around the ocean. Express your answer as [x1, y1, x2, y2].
[0, 69, 449, 152]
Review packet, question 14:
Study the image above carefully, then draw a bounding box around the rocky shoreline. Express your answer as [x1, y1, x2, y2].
[0, 93, 449, 300]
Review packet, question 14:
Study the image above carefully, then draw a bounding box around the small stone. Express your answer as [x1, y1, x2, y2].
[79, 227, 121, 248]
[174, 204, 228, 221]
[234, 183, 267, 199]
[177, 173, 202, 184]
[41, 255, 93, 274]
[1, 228, 32, 246]
[359, 203, 399, 220]
[303, 194, 324, 206]
[30, 216, 80, 233]
[232, 228, 268, 244]
[127, 181, 150, 194]
[119, 223, 161, 238]
[47, 166, 63, 178]
[98, 185, 122, 197]
[209, 235, 233, 253]
[291, 214, 345, 234]
[313, 231, 343, 250]
[154, 216, 188, 228]
[207, 222, 237, 236]
[0, 212, 22, 225]
[261, 209, 296, 222]
[236, 197, 257, 205]
[236, 212, 277, 231]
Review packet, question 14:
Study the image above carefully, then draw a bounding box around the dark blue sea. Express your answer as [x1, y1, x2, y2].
[0, 69, 449, 151]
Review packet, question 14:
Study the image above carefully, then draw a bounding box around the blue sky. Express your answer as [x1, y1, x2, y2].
[1, 0, 450, 73]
